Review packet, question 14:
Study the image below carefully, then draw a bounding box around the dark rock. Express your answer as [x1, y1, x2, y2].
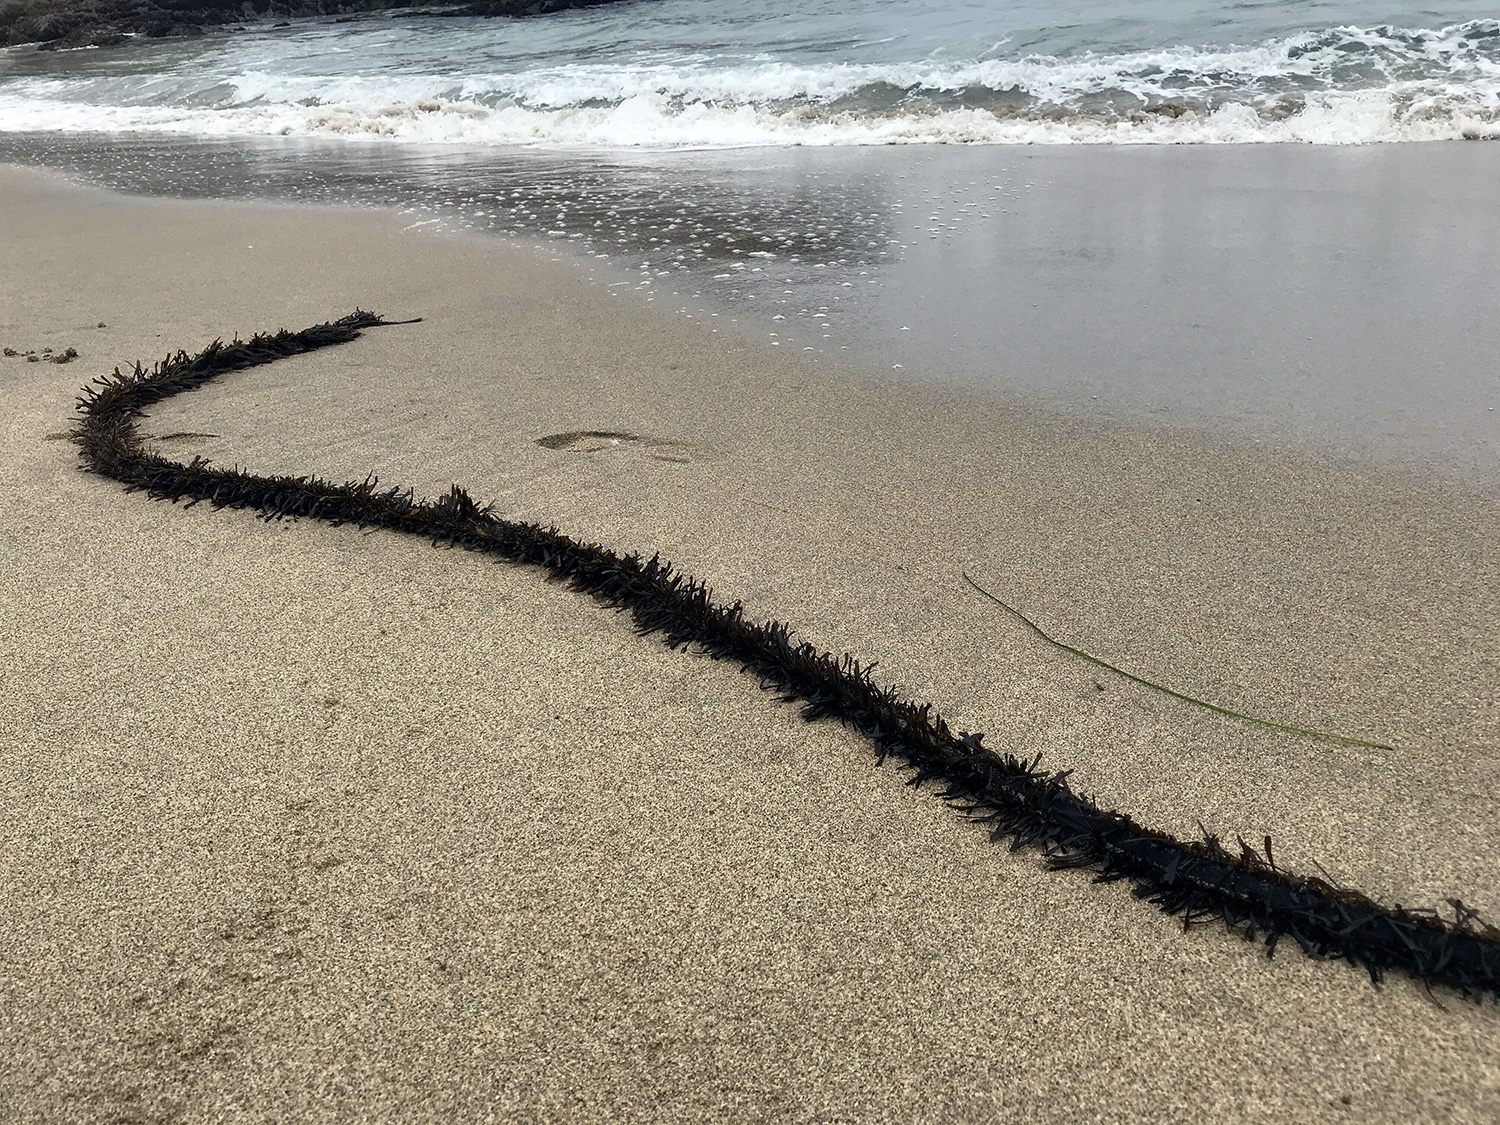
[3, 0, 637, 48]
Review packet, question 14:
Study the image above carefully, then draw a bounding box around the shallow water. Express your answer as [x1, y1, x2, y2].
[4, 131, 1497, 481]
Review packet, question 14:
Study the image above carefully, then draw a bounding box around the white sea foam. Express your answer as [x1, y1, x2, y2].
[2, 20, 1498, 146]
[3, 85, 1496, 146]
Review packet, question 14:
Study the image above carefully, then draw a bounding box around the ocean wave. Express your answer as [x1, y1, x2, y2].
[2, 20, 1498, 145]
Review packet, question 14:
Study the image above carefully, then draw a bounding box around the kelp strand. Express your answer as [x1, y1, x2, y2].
[70, 310, 1500, 1002]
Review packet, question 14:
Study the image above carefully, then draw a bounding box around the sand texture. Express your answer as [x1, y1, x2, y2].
[2, 164, 1498, 1123]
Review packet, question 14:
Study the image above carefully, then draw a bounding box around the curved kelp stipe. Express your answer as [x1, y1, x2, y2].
[72, 311, 1500, 1002]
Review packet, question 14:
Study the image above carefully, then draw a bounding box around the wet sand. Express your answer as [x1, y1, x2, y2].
[2, 163, 1498, 1122]
[4, 135, 1496, 477]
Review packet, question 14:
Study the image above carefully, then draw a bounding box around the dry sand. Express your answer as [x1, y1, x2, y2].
[1, 163, 1498, 1122]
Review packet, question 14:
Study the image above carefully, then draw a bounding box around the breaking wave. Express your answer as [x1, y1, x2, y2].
[3, 19, 1499, 145]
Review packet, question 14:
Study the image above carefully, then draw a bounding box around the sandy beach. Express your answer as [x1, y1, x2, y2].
[2, 163, 1498, 1121]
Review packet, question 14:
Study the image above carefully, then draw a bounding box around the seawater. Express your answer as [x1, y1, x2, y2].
[2, 1, 1499, 144]
[1, 1, 1498, 478]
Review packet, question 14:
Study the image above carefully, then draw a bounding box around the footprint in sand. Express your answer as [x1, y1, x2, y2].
[149, 431, 221, 443]
[535, 429, 694, 464]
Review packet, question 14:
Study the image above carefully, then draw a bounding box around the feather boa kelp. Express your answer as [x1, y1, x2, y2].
[72, 310, 1500, 1002]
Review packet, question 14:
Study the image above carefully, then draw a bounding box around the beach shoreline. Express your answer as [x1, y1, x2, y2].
[4, 134, 1496, 483]
[2, 163, 1498, 1121]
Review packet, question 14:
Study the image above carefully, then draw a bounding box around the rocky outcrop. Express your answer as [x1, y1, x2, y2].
[0, 0, 631, 50]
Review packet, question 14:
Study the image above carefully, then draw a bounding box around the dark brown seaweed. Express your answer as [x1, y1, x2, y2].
[71, 310, 1500, 1002]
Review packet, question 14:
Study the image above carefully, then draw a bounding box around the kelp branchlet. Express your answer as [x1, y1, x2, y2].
[72, 311, 1500, 1002]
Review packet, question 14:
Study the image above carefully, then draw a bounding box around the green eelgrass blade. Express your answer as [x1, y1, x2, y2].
[962, 572, 1395, 752]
